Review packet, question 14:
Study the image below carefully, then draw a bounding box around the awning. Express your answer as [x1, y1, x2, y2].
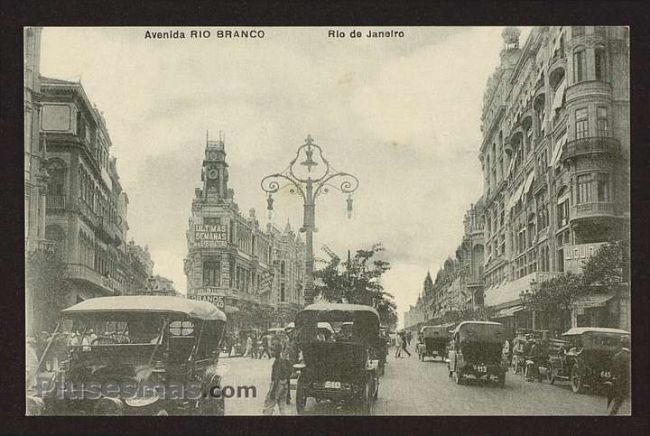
[549, 132, 568, 168]
[506, 151, 517, 178]
[572, 293, 614, 309]
[484, 273, 536, 307]
[506, 181, 526, 212]
[494, 305, 524, 318]
[522, 171, 535, 197]
[551, 79, 567, 113]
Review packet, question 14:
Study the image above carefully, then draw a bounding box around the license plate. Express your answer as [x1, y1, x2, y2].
[324, 381, 341, 389]
[475, 365, 487, 373]
[600, 371, 611, 378]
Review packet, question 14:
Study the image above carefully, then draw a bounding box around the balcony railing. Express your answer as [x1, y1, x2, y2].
[571, 202, 616, 221]
[66, 263, 119, 295]
[562, 136, 620, 161]
[46, 195, 66, 212]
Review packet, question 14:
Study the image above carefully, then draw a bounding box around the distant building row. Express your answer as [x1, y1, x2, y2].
[405, 26, 629, 333]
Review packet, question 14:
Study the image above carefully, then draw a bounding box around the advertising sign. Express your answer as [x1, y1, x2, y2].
[189, 294, 225, 309]
[194, 224, 228, 248]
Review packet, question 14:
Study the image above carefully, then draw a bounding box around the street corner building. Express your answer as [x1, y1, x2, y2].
[184, 136, 306, 330]
[24, 27, 172, 334]
[405, 26, 630, 336]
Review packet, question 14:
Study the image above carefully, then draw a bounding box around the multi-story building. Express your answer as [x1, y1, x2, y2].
[24, 27, 50, 335]
[479, 26, 629, 332]
[184, 137, 305, 330]
[35, 77, 155, 323]
[403, 200, 485, 329]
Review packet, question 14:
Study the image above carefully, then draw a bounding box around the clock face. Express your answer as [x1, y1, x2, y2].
[208, 169, 219, 180]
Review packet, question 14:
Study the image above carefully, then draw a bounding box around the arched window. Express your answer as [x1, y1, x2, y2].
[573, 47, 586, 83]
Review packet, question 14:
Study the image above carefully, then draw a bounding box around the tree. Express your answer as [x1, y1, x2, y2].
[581, 240, 628, 288]
[314, 243, 397, 327]
[520, 272, 587, 314]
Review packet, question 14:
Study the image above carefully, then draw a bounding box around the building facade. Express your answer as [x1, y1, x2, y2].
[478, 26, 629, 332]
[146, 274, 180, 297]
[184, 137, 305, 330]
[30, 77, 155, 331]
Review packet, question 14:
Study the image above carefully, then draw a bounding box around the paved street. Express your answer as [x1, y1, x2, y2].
[221, 347, 626, 416]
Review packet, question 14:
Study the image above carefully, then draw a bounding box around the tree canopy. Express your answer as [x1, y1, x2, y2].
[314, 243, 397, 328]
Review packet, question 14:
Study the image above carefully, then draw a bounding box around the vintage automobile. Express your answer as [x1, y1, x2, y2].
[546, 327, 630, 394]
[40, 296, 228, 415]
[417, 325, 450, 361]
[293, 302, 381, 415]
[447, 321, 507, 387]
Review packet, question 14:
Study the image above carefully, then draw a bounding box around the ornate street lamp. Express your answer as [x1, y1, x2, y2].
[261, 135, 359, 305]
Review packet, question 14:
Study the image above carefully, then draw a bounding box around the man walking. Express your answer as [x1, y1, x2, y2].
[263, 344, 292, 415]
[607, 336, 630, 415]
[243, 334, 253, 358]
[394, 332, 402, 358]
[401, 331, 411, 357]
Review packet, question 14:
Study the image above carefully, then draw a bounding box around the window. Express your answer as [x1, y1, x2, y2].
[597, 107, 609, 137]
[573, 48, 586, 83]
[575, 108, 589, 140]
[47, 160, 66, 196]
[597, 173, 610, 202]
[203, 261, 220, 286]
[595, 46, 606, 81]
[280, 283, 285, 302]
[557, 200, 569, 227]
[572, 26, 585, 37]
[204, 217, 221, 226]
[577, 174, 592, 204]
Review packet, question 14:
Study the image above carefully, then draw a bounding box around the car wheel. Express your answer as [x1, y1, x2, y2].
[498, 372, 506, 388]
[547, 366, 556, 385]
[296, 377, 307, 415]
[453, 368, 463, 385]
[571, 366, 583, 394]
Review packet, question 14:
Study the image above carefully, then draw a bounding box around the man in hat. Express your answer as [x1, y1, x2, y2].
[262, 343, 292, 415]
[607, 335, 630, 415]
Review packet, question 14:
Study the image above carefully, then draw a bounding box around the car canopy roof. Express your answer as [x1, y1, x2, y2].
[562, 327, 629, 336]
[420, 325, 449, 337]
[61, 296, 227, 322]
[453, 321, 505, 342]
[295, 302, 379, 342]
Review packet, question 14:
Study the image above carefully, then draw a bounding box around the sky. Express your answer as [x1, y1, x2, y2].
[39, 26, 530, 326]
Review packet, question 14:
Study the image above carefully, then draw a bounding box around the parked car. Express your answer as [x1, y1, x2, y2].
[293, 302, 381, 414]
[546, 327, 630, 394]
[447, 321, 507, 387]
[41, 296, 227, 415]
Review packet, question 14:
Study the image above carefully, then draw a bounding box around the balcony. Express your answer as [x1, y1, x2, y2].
[466, 278, 484, 288]
[565, 80, 612, 104]
[571, 201, 617, 221]
[66, 263, 119, 295]
[46, 195, 66, 212]
[36, 239, 57, 253]
[562, 136, 620, 162]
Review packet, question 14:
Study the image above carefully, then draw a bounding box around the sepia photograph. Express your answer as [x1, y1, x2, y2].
[24, 25, 631, 417]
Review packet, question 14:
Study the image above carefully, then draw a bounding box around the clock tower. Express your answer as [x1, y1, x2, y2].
[202, 135, 231, 203]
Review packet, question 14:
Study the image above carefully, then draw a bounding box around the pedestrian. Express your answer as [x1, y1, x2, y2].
[607, 336, 630, 415]
[243, 335, 253, 358]
[400, 331, 411, 357]
[261, 333, 272, 359]
[502, 337, 511, 368]
[262, 344, 292, 415]
[406, 331, 412, 346]
[394, 333, 402, 358]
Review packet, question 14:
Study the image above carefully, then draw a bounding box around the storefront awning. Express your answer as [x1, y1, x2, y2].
[484, 273, 536, 307]
[573, 293, 614, 309]
[506, 181, 526, 212]
[494, 305, 524, 318]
